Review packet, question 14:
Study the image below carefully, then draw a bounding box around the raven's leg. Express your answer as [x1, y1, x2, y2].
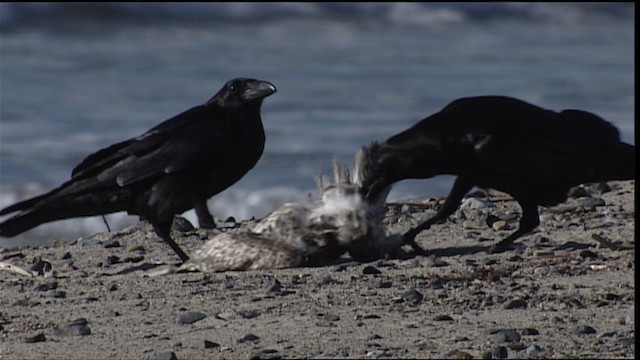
[489, 201, 540, 253]
[194, 200, 216, 229]
[151, 220, 190, 262]
[404, 177, 474, 254]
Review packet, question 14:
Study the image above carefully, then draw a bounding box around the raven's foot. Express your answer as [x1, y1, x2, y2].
[403, 234, 430, 256]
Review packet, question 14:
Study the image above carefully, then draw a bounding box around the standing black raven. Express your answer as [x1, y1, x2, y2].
[359, 96, 635, 253]
[0, 78, 276, 262]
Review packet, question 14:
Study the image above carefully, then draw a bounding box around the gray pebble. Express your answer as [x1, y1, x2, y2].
[503, 298, 527, 309]
[401, 289, 424, 306]
[56, 318, 91, 336]
[572, 325, 597, 335]
[24, 332, 46, 343]
[153, 352, 178, 360]
[49, 290, 66, 299]
[262, 277, 282, 293]
[238, 310, 259, 319]
[60, 252, 72, 260]
[34, 281, 57, 292]
[178, 311, 207, 325]
[490, 346, 508, 359]
[578, 197, 606, 209]
[525, 344, 543, 355]
[521, 328, 540, 336]
[492, 329, 521, 343]
[239, 333, 260, 343]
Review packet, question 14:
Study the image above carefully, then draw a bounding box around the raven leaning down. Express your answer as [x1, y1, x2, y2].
[0, 78, 277, 262]
[359, 95, 635, 254]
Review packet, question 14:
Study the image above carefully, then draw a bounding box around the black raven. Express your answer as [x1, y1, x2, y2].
[0, 78, 276, 262]
[360, 96, 635, 253]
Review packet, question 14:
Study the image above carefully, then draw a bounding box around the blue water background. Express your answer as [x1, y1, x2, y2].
[0, 3, 634, 247]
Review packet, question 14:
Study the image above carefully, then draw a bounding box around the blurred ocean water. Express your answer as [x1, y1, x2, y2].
[0, 3, 634, 248]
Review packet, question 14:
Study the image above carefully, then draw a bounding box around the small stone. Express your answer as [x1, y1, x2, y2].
[103, 240, 121, 248]
[105, 255, 120, 265]
[262, 277, 282, 293]
[24, 332, 46, 343]
[324, 313, 340, 322]
[34, 281, 58, 292]
[521, 328, 540, 336]
[572, 325, 597, 335]
[56, 318, 91, 336]
[127, 245, 146, 252]
[178, 312, 207, 325]
[238, 310, 259, 319]
[60, 252, 72, 260]
[492, 220, 508, 231]
[503, 298, 527, 309]
[202, 340, 220, 349]
[491, 346, 508, 359]
[579, 250, 598, 259]
[433, 315, 454, 322]
[239, 333, 260, 343]
[153, 352, 177, 360]
[401, 289, 423, 306]
[568, 186, 589, 198]
[49, 290, 66, 299]
[525, 344, 543, 355]
[492, 329, 521, 343]
[362, 265, 382, 275]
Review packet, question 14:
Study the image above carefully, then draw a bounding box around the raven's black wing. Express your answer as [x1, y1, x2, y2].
[466, 104, 624, 184]
[71, 105, 232, 186]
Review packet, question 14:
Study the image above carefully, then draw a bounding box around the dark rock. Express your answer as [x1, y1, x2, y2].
[401, 289, 424, 306]
[568, 186, 590, 198]
[60, 252, 72, 260]
[34, 281, 57, 292]
[521, 328, 540, 336]
[24, 332, 46, 343]
[250, 349, 281, 360]
[178, 311, 207, 325]
[103, 240, 121, 248]
[202, 340, 220, 349]
[433, 315, 454, 322]
[362, 265, 382, 275]
[579, 250, 598, 259]
[105, 255, 120, 265]
[503, 298, 527, 309]
[572, 325, 597, 335]
[239, 333, 260, 343]
[56, 318, 91, 336]
[490, 346, 508, 359]
[262, 276, 282, 293]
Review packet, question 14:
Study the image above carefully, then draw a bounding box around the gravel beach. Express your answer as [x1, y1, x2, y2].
[0, 180, 634, 359]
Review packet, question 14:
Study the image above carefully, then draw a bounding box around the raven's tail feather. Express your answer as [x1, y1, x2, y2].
[0, 190, 129, 237]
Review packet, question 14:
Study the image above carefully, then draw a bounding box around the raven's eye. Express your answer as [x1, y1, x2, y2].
[229, 83, 240, 95]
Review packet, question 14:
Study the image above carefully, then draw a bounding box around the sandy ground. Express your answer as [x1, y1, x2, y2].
[0, 180, 634, 359]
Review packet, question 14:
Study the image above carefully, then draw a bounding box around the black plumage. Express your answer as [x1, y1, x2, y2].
[0, 78, 276, 262]
[360, 96, 635, 253]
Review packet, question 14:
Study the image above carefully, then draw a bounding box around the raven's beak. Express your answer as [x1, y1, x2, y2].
[243, 80, 277, 101]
